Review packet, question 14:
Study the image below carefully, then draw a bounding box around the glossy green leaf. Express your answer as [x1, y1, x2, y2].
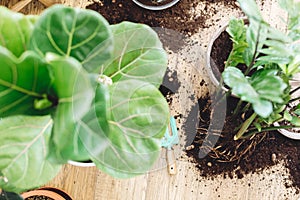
[0, 46, 52, 117]
[90, 79, 169, 178]
[0, 115, 61, 193]
[76, 77, 110, 161]
[29, 5, 113, 73]
[222, 67, 258, 99]
[244, 20, 268, 67]
[0, 6, 37, 57]
[103, 22, 168, 87]
[284, 110, 293, 121]
[46, 54, 94, 162]
[250, 69, 287, 103]
[294, 108, 300, 116]
[222, 67, 287, 118]
[291, 115, 300, 126]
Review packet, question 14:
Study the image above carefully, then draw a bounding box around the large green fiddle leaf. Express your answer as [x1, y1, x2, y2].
[0, 46, 52, 117]
[46, 54, 94, 163]
[0, 115, 61, 193]
[90, 79, 169, 178]
[30, 5, 113, 73]
[0, 6, 37, 57]
[223, 67, 287, 118]
[103, 22, 168, 87]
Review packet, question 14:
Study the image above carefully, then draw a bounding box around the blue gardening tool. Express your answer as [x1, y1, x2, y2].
[161, 116, 179, 175]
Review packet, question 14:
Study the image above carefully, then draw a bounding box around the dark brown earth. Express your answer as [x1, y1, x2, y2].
[25, 196, 54, 200]
[87, 0, 238, 34]
[185, 95, 300, 194]
[87, 0, 239, 52]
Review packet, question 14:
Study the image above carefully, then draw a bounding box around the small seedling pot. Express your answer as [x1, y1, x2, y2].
[132, 0, 180, 10]
[21, 187, 73, 200]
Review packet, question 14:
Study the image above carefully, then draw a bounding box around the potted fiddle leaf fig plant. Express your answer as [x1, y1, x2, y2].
[207, 0, 300, 141]
[0, 4, 169, 196]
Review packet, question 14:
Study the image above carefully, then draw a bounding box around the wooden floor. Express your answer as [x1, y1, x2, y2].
[1, 0, 300, 199]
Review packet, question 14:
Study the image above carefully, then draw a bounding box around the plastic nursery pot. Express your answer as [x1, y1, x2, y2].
[132, 0, 180, 10]
[67, 160, 96, 167]
[206, 17, 248, 90]
[21, 187, 73, 200]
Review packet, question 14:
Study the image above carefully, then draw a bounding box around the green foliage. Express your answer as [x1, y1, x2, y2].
[220, 0, 300, 139]
[91, 80, 169, 178]
[103, 22, 167, 87]
[0, 48, 52, 117]
[0, 5, 169, 193]
[225, 19, 248, 68]
[223, 67, 287, 118]
[0, 116, 60, 193]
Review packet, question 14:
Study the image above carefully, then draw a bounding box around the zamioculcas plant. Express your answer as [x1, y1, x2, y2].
[220, 0, 300, 139]
[0, 5, 169, 194]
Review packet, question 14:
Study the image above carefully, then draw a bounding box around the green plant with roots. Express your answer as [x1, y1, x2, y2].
[0, 5, 169, 194]
[220, 0, 300, 140]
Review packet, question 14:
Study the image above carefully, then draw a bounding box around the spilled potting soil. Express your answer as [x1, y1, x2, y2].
[87, 0, 299, 196]
[87, 0, 239, 52]
[185, 94, 300, 194]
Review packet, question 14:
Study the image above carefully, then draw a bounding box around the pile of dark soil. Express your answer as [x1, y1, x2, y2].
[186, 94, 300, 194]
[87, 0, 238, 34]
[87, 0, 238, 52]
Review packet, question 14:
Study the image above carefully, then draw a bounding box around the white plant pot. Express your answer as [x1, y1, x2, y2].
[68, 160, 96, 167]
[274, 122, 300, 140]
[274, 78, 300, 140]
[132, 0, 180, 10]
[206, 21, 228, 89]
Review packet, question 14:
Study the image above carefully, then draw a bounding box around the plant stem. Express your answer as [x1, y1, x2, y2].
[241, 102, 251, 114]
[232, 99, 243, 117]
[240, 125, 300, 139]
[290, 85, 300, 95]
[290, 96, 300, 103]
[234, 113, 257, 140]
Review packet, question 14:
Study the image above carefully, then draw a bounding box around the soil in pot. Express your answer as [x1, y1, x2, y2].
[186, 94, 300, 193]
[210, 30, 232, 82]
[209, 28, 251, 83]
[22, 187, 72, 200]
[25, 195, 54, 200]
[133, 0, 177, 7]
